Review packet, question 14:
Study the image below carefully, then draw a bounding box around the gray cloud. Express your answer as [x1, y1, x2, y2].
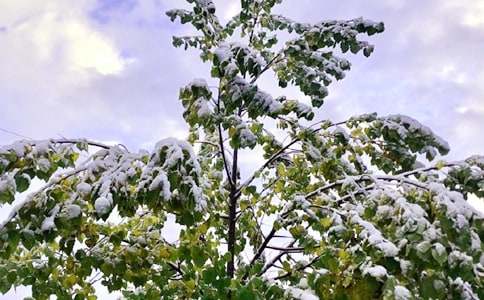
[1, 0, 481, 157]
[0, 0, 483, 298]
[273, 0, 484, 159]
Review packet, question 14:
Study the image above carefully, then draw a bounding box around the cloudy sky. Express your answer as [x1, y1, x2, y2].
[0, 0, 483, 298]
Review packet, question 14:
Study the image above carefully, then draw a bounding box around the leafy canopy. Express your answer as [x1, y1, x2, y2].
[0, 0, 483, 299]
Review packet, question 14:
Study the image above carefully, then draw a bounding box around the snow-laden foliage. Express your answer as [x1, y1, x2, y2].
[1, 1, 483, 299]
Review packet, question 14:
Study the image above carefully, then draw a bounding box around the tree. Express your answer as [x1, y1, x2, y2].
[0, 0, 483, 299]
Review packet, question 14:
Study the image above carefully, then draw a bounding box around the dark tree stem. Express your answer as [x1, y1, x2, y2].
[226, 149, 238, 278]
[227, 107, 242, 288]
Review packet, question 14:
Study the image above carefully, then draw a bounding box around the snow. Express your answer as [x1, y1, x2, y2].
[332, 126, 349, 140]
[62, 204, 81, 219]
[296, 102, 312, 116]
[285, 286, 318, 300]
[466, 155, 484, 167]
[229, 76, 282, 115]
[0, 174, 16, 195]
[429, 182, 482, 225]
[214, 43, 231, 62]
[470, 232, 481, 250]
[10, 141, 27, 157]
[363, 265, 387, 278]
[32, 258, 48, 269]
[37, 158, 51, 172]
[398, 259, 412, 275]
[376, 205, 393, 217]
[187, 177, 206, 211]
[395, 197, 426, 220]
[225, 61, 238, 76]
[448, 250, 473, 268]
[394, 285, 412, 300]
[40, 216, 55, 231]
[188, 78, 208, 89]
[34, 140, 51, 155]
[76, 182, 92, 195]
[422, 227, 440, 241]
[154, 138, 201, 175]
[450, 278, 479, 300]
[239, 126, 257, 147]
[195, 98, 212, 117]
[294, 195, 318, 220]
[351, 214, 399, 257]
[40, 205, 59, 232]
[254, 90, 282, 114]
[149, 172, 171, 200]
[305, 143, 321, 160]
[383, 114, 450, 154]
[298, 278, 309, 289]
[94, 195, 112, 215]
[433, 243, 446, 257]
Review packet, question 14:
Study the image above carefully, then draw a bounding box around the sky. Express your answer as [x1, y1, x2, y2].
[0, 0, 483, 298]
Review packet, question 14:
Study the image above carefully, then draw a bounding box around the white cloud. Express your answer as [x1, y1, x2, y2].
[443, 0, 484, 28]
[5, 4, 128, 79]
[63, 20, 128, 75]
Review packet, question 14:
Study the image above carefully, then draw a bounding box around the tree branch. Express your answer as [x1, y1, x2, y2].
[248, 0, 262, 45]
[49, 138, 114, 150]
[250, 53, 283, 84]
[272, 254, 323, 280]
[265, 245, 304, 252]
[0, 165, 88, 231]
[216, 84, 235, 189]
[259, 239, 297, 276]
[227, 107, 242, 279]
[236, 120, 349, 198]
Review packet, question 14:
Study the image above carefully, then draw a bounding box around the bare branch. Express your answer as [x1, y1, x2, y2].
[266, 245, 304, 252]
[49, 138, 114, 150]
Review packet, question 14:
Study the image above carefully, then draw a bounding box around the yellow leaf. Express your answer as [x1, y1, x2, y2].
[185, 279, 196, 291]
[338, 249, 350, 261]
[159, 247, 171, 259]
[320, 217, 333, 229]
[435, 160, 446, 170]
[63, 274, 77, 288]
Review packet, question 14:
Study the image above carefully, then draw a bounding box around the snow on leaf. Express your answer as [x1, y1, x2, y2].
[94, 195, 113, 215]
[394, 285, 412, 300]
[363, 265, 387, 279]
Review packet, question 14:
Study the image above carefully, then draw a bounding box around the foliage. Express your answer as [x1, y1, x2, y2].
[1, 0, 483, 299]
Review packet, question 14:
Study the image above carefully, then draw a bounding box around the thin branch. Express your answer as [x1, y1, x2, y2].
[259, 239, 297, 276]
[167, 262, 184, 276]
[194, 140, 219, 148]
[242, 220, 287, 281]
[49, 138, 113, 150]
[235, 138, 298, 199]
[266, 245, 304, 252]
[0, 127, 32, 140]
[272, 254, 323, 280]
[249, 0, 262, 44]
[400, 161, 462, 177]
[236, 120, 349, 198]
[0, 164, 89, 231]
[250, 53, 283, 84]
[305, 174, 429, 201]
[217, 92, 235, 189]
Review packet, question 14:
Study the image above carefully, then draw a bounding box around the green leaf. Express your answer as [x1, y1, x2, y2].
[237, 287, 257, 300]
